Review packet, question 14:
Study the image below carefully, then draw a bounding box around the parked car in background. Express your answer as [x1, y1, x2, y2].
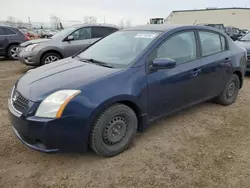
[17, 24, 119, 66]
[235, 31, 250, 71]
[225, 26, 243, 41]
[0, 25, 29, 59]
[197, 24, 245, 41]
[26, 30, 40, 39]
[20, 29, 41, 40]
[241, 29, 249, 35]
[39, 29, 54, 38]
[9, 24, 246, 157]
[239, 29, 248, 36]
[197, 23, 226, 33]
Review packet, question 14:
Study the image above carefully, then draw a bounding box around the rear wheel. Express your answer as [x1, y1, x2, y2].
[40, 52, 61, 65]
[7, 45, 19, 60]
[216, 74, 240, 106]
[90, 104, 138, 157]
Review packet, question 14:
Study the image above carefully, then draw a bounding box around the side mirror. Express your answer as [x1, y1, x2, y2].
[150, 58, 176, 71]
[66, 35, 74, 41]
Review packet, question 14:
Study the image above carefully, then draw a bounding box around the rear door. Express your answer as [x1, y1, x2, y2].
[63, 27, 95, 57]
[0, 27, 7, 55]
[197, 30, 232, 98]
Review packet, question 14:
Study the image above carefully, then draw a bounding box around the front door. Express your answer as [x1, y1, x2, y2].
[147, 31, 205, 120]
[63, 27, 98, 57]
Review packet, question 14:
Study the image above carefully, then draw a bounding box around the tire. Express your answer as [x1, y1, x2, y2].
[40, 52, 61, 65]
[90, 104, 138, 157]
[216, 74, 240, 106]
[7, 45, 19, 60]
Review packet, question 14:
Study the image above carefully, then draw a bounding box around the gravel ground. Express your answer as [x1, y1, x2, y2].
[1, 59, 250, 188]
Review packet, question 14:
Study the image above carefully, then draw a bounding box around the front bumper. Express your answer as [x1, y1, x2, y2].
[17, 49, 40, 66]
[8, 99, 89, 153]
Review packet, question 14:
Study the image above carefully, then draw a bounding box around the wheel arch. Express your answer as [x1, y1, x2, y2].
[5, 42, 20, 54]
[86, 96, 146, 136]
[233, 70, 243, 88]
[40, 50, 64, 65]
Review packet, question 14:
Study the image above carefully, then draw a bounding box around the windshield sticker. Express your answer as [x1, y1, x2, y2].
[134, 34, 157, 39]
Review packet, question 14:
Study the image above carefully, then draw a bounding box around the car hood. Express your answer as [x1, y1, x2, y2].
[16, 57, 122, 101]
[235, 41, 250, 53]
[20, 38, 51, 47]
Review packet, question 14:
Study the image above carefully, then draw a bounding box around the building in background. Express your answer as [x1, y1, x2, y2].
[165, 8, 250, 30]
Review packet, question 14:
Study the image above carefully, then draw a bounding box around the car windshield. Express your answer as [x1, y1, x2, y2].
[240, 32, 250, 41]
[51, 27, 75, 39]
[77, 30, 161, 68]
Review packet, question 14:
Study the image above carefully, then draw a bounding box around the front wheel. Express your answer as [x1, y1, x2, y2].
[90, 104, 138, 157]
[216, 74, 240, 106]
[40, 52, 61, 65]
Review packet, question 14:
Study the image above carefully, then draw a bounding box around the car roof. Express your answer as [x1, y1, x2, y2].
[72, 23, 119, 29]
[123, 24, 182, 31]
[0, 25, 18, 29]
[123, 24, 228, 34]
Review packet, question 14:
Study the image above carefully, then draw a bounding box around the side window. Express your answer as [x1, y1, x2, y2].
[71, 27, 91, 40]
[156, 31, 197, 64]
[199, 31, 222, 56]
[108, 27, 118, 34]
[3, 28, 16, 35]
[0, 28, 4, 35]
[92, 27, 114, 38]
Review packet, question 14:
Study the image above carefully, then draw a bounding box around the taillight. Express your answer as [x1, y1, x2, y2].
[25, 35, 30, 41]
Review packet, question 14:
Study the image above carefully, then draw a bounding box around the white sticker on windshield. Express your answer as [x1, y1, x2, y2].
[134, 34, 157, 39]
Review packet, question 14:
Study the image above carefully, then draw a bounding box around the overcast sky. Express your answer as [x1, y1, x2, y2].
[1, 0, 249, 25]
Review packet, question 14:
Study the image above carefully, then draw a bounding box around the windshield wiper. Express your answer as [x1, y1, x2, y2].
[76, 57, 114, 68]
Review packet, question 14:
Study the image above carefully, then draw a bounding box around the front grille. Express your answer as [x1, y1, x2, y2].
[12, 88, 29, 114]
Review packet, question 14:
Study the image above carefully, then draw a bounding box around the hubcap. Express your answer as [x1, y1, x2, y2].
[227, 81, 236, 98]
[10, 47, 18, 59]
[44, 55, 59, 64]
[103, 116, 128, 145]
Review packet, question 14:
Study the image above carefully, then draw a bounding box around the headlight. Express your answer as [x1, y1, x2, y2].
[24, 44, 39, 52]
[35, 90, 81, 118]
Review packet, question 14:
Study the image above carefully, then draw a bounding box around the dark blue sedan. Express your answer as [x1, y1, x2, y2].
[8, 24, 247, 157]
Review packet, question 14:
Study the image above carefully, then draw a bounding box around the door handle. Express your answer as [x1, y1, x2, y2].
[221, 57, 231, 66]
[224, 57, 231, 63]
[190, 68, 201, 77]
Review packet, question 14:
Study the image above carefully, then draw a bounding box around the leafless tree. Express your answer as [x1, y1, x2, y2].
[83, 16, 89, 24]
[118, 18, 125, 29]
[16, 20, 24, 28]
[124, 19, 131, 28]
[7, 16, 16, 26]
[89, 16, 97, 24]
[83, 16, 97, 24]
[50, 15, 61, 29]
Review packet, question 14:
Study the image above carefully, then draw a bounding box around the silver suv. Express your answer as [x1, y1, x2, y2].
[18, 24, 119, 66]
